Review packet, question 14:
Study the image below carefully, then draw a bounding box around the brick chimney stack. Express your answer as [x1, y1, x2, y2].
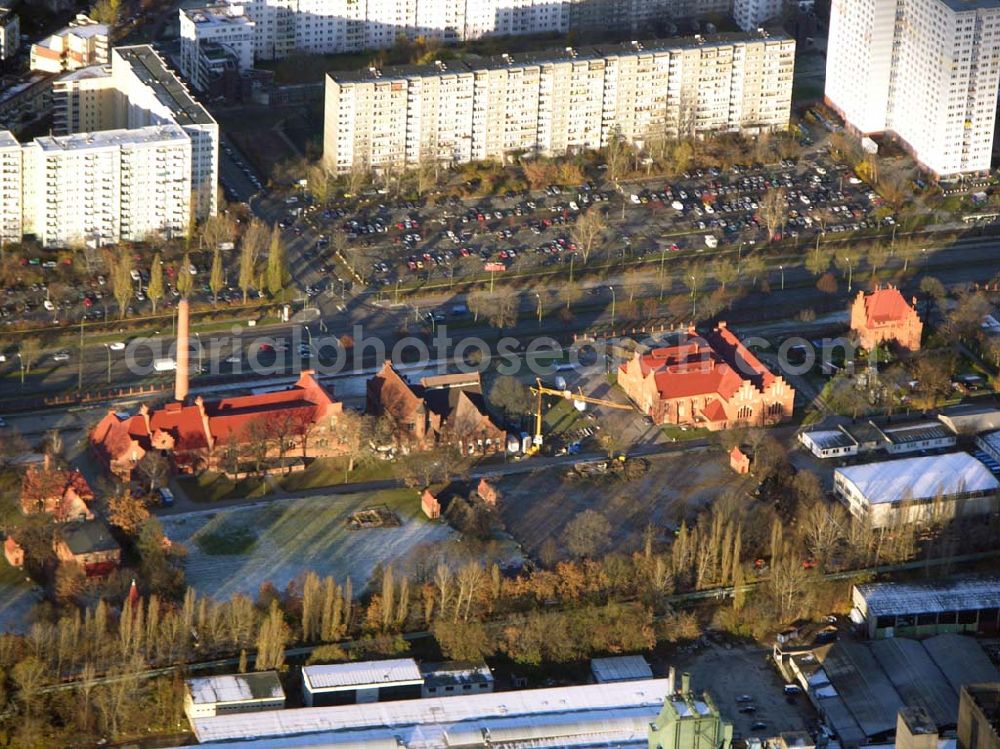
[175, 298, 190, 402]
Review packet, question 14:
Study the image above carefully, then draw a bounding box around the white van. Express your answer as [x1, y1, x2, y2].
[153, 357, 177, 372]
[704, 235, 719, 249]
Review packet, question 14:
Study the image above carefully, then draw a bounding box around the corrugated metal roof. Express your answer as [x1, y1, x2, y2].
[303, 658, 422, 691]
[192, 678, 671, 745]
[591, 655, 653, 683]
[868, 639, 957, 728]
[923, 634, 1000, 694]
[856, 577, 1000, 617]
[187, 672, 284, 705]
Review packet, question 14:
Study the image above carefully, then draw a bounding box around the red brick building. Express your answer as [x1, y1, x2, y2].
[20, 460, 94, 522]
[850, 285, 923, 352]
[367, 363, 506, 454]
[53, 520, 121, 577]
[617, 323, 794, 431]
[90, 371, 344, 480]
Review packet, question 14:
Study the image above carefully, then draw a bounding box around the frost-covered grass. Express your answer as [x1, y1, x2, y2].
[161, 489, 456, 598]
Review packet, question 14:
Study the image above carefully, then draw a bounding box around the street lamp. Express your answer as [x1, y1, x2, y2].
[103, 343, 111, 384]
[844, 256, 853, 292]
[16, 352, 23, 388]
[779, 264, 785, 291]
[194, 332, 203, 375]
[608, 286, 616, 329]
[534, 292, 542, 326]
[690, 275, 697, 318]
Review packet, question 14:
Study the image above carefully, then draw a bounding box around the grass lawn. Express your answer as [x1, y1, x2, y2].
[196, 526, 257, 555]
[178, 472, 270, 503]
[161, 488, 453, 598]
[660, 424, 707, 442]
[541, 398, 588, 439]
[280, 458, 394, 493]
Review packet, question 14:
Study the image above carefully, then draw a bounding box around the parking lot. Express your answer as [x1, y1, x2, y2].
[667, 641, 815, 741]
[288, 144, 888, 294]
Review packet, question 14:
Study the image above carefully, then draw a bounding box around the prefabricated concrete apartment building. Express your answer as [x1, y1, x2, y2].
[323, 32, 794, 174]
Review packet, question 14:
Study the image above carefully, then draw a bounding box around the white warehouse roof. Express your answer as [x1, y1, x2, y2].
[187, 672, 284, 705]
[191, 678, 672, 746]
[835, 452, 999, 505]
[303, 658, 422, 691]
[856, 577, 1000, 618]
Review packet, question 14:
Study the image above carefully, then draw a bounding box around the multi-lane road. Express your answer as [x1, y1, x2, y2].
[3, 232, 1000, 404]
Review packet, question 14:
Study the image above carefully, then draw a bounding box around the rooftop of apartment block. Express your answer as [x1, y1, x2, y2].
[329, 30, 793, 84]
[114, 45, 215, 127]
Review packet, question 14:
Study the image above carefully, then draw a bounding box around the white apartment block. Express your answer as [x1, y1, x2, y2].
[30, 14, 108, 73]
[20, 126, 191, 248]
[0, 131, 21, 243]
[112, 46, 219, 220]
[733, 0, 785, 31]
[0, 6, 20, 63]
[180, 4, 256, 92]
[0, 45, 218, 248]
[52, 65, 116, 136]
[323, 33, 795, 174]
[826, 0, 1000, 177]
[203, 0, 732, 61]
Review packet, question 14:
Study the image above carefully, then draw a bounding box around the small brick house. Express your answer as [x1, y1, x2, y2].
[53, 520, 121, 577]
[420, 488, 441, 519]
[730, 446, 750, 475]
[20, 460, 94, 522]
[4, 537, 24, 568]
[618, 323, 794, 431]
[849, 285, 923, 352]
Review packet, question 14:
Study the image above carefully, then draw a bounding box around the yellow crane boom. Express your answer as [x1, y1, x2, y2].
[529, 377, 632, 446]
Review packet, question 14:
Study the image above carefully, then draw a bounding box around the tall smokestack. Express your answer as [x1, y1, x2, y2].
[175, 298, 190, 402]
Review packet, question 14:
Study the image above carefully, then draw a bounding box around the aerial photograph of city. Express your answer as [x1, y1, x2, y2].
[1, 0, 1000, 746]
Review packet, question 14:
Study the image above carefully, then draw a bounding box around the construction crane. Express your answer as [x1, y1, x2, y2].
[529, 377, 632, 450]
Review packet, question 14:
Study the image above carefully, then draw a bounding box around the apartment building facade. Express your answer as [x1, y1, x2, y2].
[0, 45, 217, 248]
[21, 126, 191, 247]
[30, 14, 108, 73]
[0, 6, 19, 63]
[179, 4, 255, 91]
[52, 65, 116, 136]
[826, 0, 1000, 177]
[204, 0, 732, 61]
[323, 33, 794, 174]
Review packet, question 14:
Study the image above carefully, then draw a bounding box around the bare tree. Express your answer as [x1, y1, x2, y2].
[239, 219, 268, 303]
[177, 252, 193, 297]
[136, 451, 170, 492]
[18, 338, 40, 375]
[210, 247, 224, 306]
[759, 187, 787, 243]
[570, 210, 607, 264]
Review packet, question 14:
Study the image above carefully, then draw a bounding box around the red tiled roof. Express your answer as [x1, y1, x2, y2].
[864, 286, 913, 325]
[21, 467, 94, 505]
[702, 400, 728, 423]
[92, 371, 339, 461]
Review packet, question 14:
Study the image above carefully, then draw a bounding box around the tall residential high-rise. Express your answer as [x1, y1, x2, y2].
[323, 33, 795, 174]
[179, 4, 255, 92]
[826, 0, 1000, 177]
[187, 0, 734, 64]
[0, 45, 218, 248]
